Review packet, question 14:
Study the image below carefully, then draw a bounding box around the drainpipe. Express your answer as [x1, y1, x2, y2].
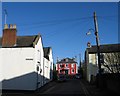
[36, 65, 39, 90]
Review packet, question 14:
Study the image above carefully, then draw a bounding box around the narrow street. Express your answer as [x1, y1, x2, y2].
[2, 78, 118, 96]
[2, 79, 91, 96]
[37, 78, 118, 96]
[39, 79, 90, 95]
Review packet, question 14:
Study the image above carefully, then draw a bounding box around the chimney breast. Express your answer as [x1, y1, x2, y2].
[2, 24, 17, 47]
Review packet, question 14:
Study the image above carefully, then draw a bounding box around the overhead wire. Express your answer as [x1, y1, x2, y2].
[17, 16, 93, 27]
[45, 15, 117, 45]
[17, 15, 117, 30]
[17, 15, 117, 39]
[17, 16, 93, 36]
[97, 15, 118, 22]
[42, 17, 93, 44]
[43, 18, 92, 37]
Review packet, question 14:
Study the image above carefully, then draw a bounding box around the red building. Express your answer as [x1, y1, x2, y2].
[56, 58, 78, 75]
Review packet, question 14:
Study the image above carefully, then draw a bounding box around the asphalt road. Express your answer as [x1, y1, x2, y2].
[2, 78, 118, 96]
[2, 79, 91, 96]
[38, 79, 91, 96]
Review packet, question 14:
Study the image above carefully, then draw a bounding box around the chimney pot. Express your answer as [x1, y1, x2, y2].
[87, 42, 91, 48]
[4, 24, 8, 29]
[10, 24, 13, 29]
[13, 24, 17, 29]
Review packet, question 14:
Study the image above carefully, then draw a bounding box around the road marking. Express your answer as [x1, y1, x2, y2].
[79, 81, 91, 96]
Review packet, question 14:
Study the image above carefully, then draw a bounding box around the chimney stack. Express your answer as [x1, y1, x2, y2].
[87, 42, 91, 48]
[2, 24, 17, 47]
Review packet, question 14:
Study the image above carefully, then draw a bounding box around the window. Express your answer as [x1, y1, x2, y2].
[72, 69, 74, 73]
[59, 64, 61, 68]
[37, 66, 39, 71]
[60, 64, 64, 68]
[66, 58, 68, 62]
[71, 64, 74, 68]
[60, 70, 62, 73]
[66, 63, 68, 67]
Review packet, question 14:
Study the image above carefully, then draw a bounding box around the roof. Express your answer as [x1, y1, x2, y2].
[87, 43, 120, 53]
[57, 58, 77, 64]
[43, 47, 51, 60]
[0, 35, 40, 48]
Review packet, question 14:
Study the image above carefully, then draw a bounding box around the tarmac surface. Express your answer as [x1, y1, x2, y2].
[1, 78, 119, 96]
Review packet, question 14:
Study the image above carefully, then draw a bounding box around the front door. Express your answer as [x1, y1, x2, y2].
[65, 70, 68, 75]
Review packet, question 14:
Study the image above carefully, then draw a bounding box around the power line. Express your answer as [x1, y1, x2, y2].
[14, 15, 117, 27]
[97, 15, 118, 21]
[42, 19, 92, 47]
[16, 15, 117, 39]
[16, 16, 93, 27]
[18, 17, 92, 32]
[15, 15, 117, 29]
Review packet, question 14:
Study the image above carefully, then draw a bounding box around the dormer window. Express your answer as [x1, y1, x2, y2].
[66, 58, 68, 62]
[60, 64, 64, 68]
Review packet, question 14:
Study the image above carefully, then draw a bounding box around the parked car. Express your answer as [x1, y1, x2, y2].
[57, 74, 66, 82]
[75, 73, 81, 79]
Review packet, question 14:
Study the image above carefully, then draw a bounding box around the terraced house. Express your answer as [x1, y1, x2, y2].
[0, 24, 53, 91]
[84, 44, 120, 82]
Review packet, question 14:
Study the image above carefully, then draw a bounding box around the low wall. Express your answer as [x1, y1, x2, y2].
[96, 73, 120, 95]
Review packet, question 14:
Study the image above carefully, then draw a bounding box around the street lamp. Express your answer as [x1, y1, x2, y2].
[86, 28, 101, 75]
[86, 12, 102, 75]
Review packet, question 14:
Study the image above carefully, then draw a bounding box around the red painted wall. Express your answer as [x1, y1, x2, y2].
[57, 63, 77, 75]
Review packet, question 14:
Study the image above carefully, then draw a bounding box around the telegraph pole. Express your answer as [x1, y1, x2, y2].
[93, 12, 101, 75]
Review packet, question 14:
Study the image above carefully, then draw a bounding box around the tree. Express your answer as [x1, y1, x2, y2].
[53, 64, 58, 80]
[102, 52, 120, 73]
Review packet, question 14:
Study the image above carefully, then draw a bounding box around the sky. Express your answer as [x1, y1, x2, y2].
[0, 1, 119, 65]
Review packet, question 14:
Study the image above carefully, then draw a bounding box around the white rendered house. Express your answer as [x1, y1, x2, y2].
[85, 44, 120, 82]
[43, 47, 53, 85]
[0, 24, 44, 90]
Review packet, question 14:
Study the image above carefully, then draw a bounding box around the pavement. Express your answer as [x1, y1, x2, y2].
[80, 79, 119, 96]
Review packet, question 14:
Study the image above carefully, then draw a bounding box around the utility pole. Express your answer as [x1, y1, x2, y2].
[93, 12, 101, 75]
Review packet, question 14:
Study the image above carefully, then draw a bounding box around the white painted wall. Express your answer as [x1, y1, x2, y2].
[0, 36, 44, 90]
[0, 48, 37, 90]
[34, 37, 44, 88]
[43, 58, 50, 84]
[49, 48, 53, 80]
[0, 49, 3, 91]
[87, 54, 98, 82]
[43, 48, 53, 85]
[76, 64, 78, 74]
